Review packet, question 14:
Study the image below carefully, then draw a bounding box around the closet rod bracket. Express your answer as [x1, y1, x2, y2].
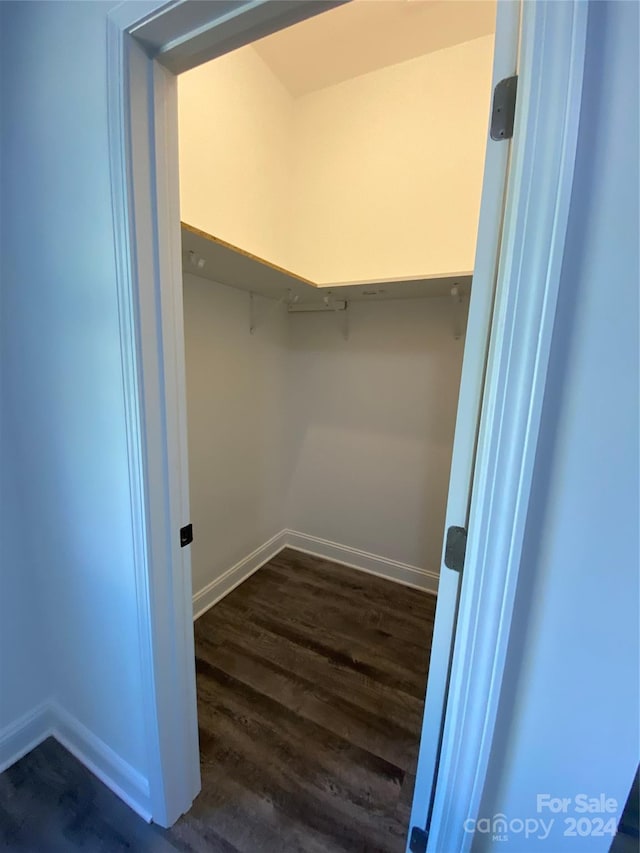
[323, 291, 349, 340]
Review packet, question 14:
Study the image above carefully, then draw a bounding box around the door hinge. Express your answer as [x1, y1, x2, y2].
[180, 523, 193, 547]
[409, 826, 428, 853]
[490, 75, 518, 141]
[444, 525, 467, 573]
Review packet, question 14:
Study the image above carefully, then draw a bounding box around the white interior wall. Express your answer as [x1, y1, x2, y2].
[0, 0, 152, 802]
[289, 35, 494, 283]
[183, 287, 468, 599]
[0, 441, 49, 757]
[0, 26, 49, 740]
[178, 48, 294, 271]
[177, 35, 494, 283]
[285, 298, 466, 573]
[0, 7, 50, 759]
[183, 273, 289, 599]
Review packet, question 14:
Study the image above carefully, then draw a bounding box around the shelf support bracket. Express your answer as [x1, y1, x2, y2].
[321, 291, 349, 341]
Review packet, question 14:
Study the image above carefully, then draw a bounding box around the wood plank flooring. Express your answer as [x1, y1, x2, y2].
[0, 549, 435, 852]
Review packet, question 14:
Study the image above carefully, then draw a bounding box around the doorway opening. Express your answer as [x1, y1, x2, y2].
[107, 0, 588, 839]
[173, 2, 497, 848]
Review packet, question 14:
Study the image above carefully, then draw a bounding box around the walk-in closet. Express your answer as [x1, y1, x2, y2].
[176, 2, 496, 849]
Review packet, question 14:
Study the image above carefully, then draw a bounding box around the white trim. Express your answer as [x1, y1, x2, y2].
[285, 531, 439, 596]
[50, 702, 152, 823]
[0, 701, 152, 822]
[150, 53, 202, 817]
[107, 17, 195, 828]
[145, 1, 347, 75]
[106, 9, 167, 825]
[192, 531, 288, 620]
[192, 528, 436, 621]
[409, 1, 521, 837]
[425, 2, 588, 850]
[107, 1, 176, 32]
[0, 702, 54, 774]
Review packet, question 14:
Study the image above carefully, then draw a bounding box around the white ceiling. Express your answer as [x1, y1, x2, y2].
[252, 0, 496, 98]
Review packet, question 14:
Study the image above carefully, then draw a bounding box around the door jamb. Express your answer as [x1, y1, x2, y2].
[408, 0, 520, 838]
[107, 0, 588, 836]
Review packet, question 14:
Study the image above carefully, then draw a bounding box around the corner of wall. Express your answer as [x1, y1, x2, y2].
[284, 529, 440, 596]
[0, 701, 54, 775]
[192, 529, 288, 619]
[49, 700, 152, 822]
[0, 699, 152, 823]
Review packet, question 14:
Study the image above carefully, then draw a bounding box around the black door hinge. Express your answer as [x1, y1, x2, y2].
[444, 525, 467, 574]
[180, 524, 193, 547]
[409, 826, 428, 853]
[490, 75, 518, 140]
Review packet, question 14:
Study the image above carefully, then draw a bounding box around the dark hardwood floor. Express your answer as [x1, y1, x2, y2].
[1, 549, 435, 852]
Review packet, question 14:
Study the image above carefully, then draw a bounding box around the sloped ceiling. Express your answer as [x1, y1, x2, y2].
[252, 0, 496, 98]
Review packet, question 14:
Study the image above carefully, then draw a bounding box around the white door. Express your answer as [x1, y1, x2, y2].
[408, 1, 521, 845]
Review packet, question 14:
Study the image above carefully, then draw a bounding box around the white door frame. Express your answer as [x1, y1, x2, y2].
[409, 1, 521, 840]
[423, 2, 587, 849]
[106, 0, 588, 838]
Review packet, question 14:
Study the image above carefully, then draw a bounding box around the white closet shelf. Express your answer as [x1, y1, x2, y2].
[181, 221, 472, 303]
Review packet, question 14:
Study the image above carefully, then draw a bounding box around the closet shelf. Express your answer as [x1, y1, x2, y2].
[181, 221, 472, 304]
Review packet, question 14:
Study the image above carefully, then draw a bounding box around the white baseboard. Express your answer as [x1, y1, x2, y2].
[0, 701, 151, 823]
[192, 529, 288, 620]
[0, 701, 54, 774]
[50, 701, 152, 822]
[285, 530, 439, 595]
[191, 529, 438, 618]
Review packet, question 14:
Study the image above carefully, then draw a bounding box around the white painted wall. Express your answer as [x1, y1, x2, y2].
[177, 35, 494, 283]
[183, 287, 464, 594]
[0, 7, 49, 743]
[285, 297, 466, 574]
[178, 48, 294, 270]
[477, 2, 639, 848]
[0, 0, 150, 791]
[0, 437, 49, 747]
[290, 36, 494, 283]
[182, 273, 289, 596]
